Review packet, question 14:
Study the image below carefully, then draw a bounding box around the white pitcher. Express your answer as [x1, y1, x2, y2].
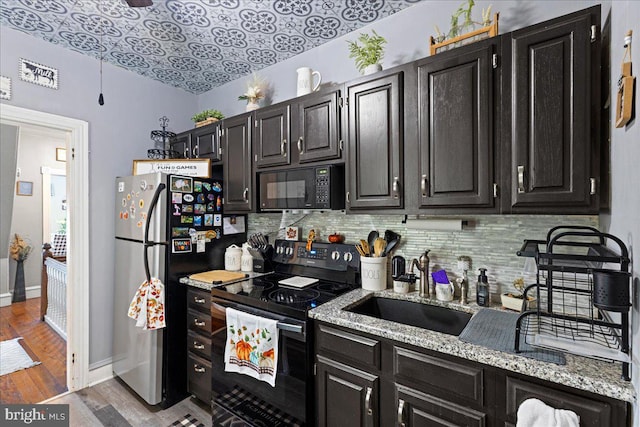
[296, 67, 322, 96]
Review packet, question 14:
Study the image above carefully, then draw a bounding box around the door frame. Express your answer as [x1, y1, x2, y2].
[0, 104, 89, 392]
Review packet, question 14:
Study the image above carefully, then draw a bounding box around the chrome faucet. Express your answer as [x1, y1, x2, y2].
[410, 250, 430, 298]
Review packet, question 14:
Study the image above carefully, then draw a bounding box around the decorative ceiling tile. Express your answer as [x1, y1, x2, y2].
[0, 0, 424, 94]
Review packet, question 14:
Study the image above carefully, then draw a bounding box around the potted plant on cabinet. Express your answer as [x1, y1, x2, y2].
[191, 109, 224, 128]
[347, 30, 387, 75]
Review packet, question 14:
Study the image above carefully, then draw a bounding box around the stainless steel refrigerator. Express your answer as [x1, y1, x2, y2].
[113, 171, 245, 407]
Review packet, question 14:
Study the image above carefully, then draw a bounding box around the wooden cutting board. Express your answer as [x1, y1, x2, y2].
[189, 270, 248, 284]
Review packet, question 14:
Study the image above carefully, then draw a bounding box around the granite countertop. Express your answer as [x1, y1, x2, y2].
[309, 288, 636, 403]
[179, 271, 269, 290]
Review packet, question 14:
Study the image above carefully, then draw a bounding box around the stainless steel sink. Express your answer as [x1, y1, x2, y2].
[345, 297, 472, 336]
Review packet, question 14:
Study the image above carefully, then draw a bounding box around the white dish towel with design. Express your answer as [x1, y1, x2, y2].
[223, 307, 279, 387]
[127, 278, 166, 330]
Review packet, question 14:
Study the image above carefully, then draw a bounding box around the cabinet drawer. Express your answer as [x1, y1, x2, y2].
[188, 331, 211, 360]
[394, 346, 483, 406]
[316, 324, 381, 370]
[187, 352, 211, 404]
[187, 287, 210, 314]
[504, 376, 624, 427]
[187, 308, 211, 336]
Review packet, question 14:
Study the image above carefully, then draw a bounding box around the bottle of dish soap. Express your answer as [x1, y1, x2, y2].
[476, 268, 490, 306]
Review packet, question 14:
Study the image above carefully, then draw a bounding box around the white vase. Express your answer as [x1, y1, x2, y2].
[363, 63, 382, 75]
[246, 101, 259, 112]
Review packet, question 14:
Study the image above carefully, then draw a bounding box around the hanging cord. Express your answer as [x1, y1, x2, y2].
[98, 0, 104, 105]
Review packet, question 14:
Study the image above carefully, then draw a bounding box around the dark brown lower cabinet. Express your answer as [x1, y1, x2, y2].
[315, 321, 629, 427]
[186, 287, 212, 403]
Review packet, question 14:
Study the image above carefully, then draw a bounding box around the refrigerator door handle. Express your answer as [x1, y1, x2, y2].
[143, 182, 167, 282]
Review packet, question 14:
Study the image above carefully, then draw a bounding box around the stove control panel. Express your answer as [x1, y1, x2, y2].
[273, 239, 360, 271]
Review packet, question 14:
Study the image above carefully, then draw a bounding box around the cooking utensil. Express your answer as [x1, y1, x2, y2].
[382, 231, 401, 256]
[355, 243, 367, 257]
[367, 230, 379, 252]
[359, 239, 370, 256]
[373, 237, 387, 257]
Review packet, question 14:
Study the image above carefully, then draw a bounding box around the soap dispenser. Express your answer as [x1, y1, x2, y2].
[476, 268, 490, 306]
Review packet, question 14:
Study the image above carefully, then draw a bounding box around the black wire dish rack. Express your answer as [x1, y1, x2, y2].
[515, 226, 632, 380]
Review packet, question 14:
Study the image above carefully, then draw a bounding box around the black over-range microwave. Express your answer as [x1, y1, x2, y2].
[258, 165, 345, 211]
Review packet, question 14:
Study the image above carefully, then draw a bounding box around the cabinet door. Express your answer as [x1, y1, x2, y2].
[316, 355, 379, 427]
[192, 123, 221, 162]
[509, 8, 598, 211]
[297, 90, 342, 163]
[395, 384, 488, 427]
[170, 131, 192, 158]
[503, 376, 627, 427]
[416, 40, 496, 208]
[347, 72, 403, 209]
[255, 104, 290, 168]
[222, 114, 253, 212]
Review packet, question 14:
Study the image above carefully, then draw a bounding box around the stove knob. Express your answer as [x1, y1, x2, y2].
[343, 252, 353, 262]
[331, 251, 340, 261]
[276, 245, 284, 254]
[286, 246, 294, 256]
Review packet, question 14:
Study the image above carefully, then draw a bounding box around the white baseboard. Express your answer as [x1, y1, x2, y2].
[0, 286, 41, 307]
[88, 363, 114, 387]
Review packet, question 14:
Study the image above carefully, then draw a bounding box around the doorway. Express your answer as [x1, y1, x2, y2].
[0, 105, 89, 397]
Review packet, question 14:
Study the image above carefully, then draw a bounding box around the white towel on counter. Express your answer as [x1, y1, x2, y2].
[223, 307, 279, 387]
[516, 398, 580, 427]
[127, 278, 166, 330]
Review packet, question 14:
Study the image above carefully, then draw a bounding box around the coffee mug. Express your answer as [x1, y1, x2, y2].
[435, 282, 455, 302]
[296, 67, 322, 96]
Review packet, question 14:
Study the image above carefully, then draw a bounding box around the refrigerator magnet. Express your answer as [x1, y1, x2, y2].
[172, 239, 192, 253]
[173, 205, 181, 216]
[214, 214, 222, 226]
[172, 193, 182, 203]
[182, 204, 193, 213]
[183, 194, 194, 202]
[202, 182, 211, 191]
[194, 204, 206, 214]
[170, 176, 193, 192]
[196, 235, 206, 253]
[205, 229, 217, 240]
[212, 182, 222, 192]
[207, 193, 215, 201]
[194, 181, 202, 192]
[194, 216, 202, 227]
[207, 202, 214, 212]
[172, 227, 189, 237]
[204, 214, 213, 226]
[196, 193, 205, 203]
[181, 216, 193, 224]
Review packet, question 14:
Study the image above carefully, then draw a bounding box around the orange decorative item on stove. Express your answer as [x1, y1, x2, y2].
[328, 233, 344, 243]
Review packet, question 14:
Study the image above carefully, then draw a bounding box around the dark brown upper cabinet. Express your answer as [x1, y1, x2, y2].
[221, 113, 253, 213]
[346, 70, 404, 210]
[415, 38, 498, 211]
[296, 90, 342, 164]
[169, 131, 191, 159]
[191, 122, 222, 162]
[254, 103, 291, 168]
[505, 6, 600, 213]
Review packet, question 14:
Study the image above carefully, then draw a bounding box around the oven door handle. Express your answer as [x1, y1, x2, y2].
[277, 322, 303, 334]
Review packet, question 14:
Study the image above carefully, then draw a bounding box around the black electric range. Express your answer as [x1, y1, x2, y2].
[211, 239, 361, 320]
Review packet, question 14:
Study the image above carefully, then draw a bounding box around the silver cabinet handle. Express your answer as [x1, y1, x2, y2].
[277, 322, 303, 334]
[365, 387, 373, 416]
[281, 139, 287, 156]
[193, 341, 205, 350]
[194, 319, 205, 327]
[517, 165, 526, 194]
[392, 177, 400, 199]
[243, 188, 249, 202]
[346, 191, 350, 204]
[194, 364, 206, 373]
[297, 136, 304, 154]
[421, 174, 427, 197]
[184, 147, 189, 158]
[193, 145, 199, 158]
[397, 399, 406, 427]
[194, 297, 206, 304]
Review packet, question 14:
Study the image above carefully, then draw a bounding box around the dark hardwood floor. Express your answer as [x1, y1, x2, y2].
[0, 297, 67, 404]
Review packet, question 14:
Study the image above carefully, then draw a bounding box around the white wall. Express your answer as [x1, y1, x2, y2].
[0, 25, 196, 366]
[600, 1, 640, 424]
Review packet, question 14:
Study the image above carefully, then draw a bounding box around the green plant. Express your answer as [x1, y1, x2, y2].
[191, 109, 224, 123]
[434, 1, 493, 42]
[347, 30, 387, 73]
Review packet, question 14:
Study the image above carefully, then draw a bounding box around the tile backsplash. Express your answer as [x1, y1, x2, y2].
[247, 212, 598, 302]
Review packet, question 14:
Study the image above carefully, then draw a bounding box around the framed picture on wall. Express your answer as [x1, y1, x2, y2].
[19, 58, 58, 89]
[0, 76, 10, 100]
[16, 181, 33, 196]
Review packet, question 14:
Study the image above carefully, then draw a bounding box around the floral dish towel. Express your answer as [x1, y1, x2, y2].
[127, 278, 166, 330]
[223, 307, 279, 387]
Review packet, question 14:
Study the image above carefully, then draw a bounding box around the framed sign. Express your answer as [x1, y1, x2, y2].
[0, 76, 10, 100]
[16, 181, 33, 196]
[56, 147, 66, 162]
[133, 159, 211, 178]
[20, 58, 58, 89]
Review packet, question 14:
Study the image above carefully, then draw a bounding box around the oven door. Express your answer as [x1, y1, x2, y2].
[211, 297, 310, 425]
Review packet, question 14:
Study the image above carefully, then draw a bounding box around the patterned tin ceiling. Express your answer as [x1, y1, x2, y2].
[0, 0, 423, 94]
